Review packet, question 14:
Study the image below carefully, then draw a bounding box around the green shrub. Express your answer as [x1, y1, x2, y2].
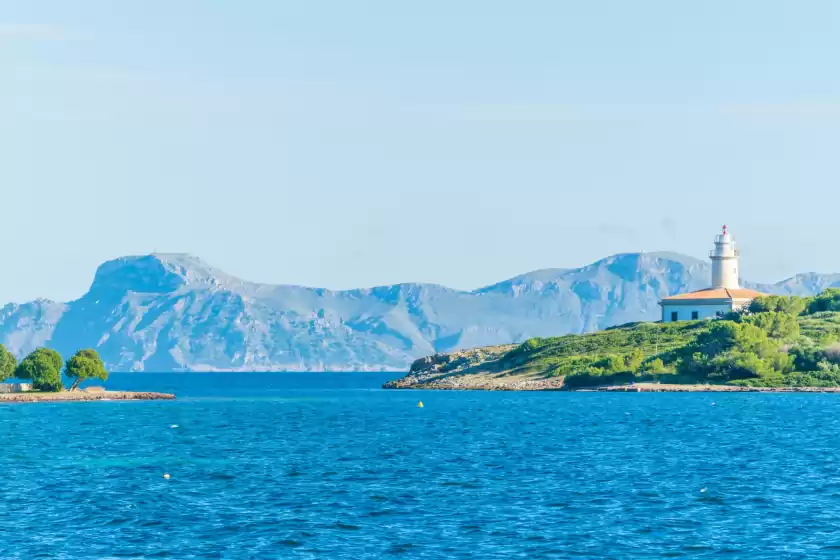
[482, 291, 840, 389]
[806, 289, 840, 315]
[563, 371, 637, 388]
[742, 311, 800, 341]
[748, 295, 807, 316]
[643, 358, 668, 374]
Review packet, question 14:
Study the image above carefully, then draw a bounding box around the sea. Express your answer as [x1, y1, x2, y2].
[3, 372, 840, 559]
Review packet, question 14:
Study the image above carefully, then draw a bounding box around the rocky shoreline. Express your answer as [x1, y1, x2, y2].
[383, 374, 566, 391]
[0, 391, 176, 403]
[383, 345, 840, 393]
[384, 377, 840, 392]
[575, 383, 840, 393]
[382, 345, 528, 390]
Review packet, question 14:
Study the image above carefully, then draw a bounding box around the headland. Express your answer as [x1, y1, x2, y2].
[383, 291, 840, 392]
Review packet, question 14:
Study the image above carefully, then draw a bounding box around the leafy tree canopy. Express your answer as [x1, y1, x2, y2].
[742, 311, 801, 341]
[671, 320, 791, 383]
[806, 289, 840, 315]
[65, 349, 108, 391]
[749, 295, 807, 316]
[0, 345, 17, 382]
[15, 348, 64, 392]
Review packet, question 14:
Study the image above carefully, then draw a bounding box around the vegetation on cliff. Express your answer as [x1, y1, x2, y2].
[452, 290, 840, 389]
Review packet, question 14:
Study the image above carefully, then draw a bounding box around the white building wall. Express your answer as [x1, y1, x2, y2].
[661, 303, 733, 323]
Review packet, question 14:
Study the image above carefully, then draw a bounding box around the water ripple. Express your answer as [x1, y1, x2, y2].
[4, 374, 840, 558]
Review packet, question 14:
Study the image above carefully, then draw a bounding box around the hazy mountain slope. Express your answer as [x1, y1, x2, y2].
[0, 299, 67, 358]
[1, 252, 839, 372]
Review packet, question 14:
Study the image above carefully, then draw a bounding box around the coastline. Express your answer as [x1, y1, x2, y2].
[383, 373, 566, 391]
[383, 377, 840, 393]
[0, 390, 176, 403]
[572, 383, 840, 393]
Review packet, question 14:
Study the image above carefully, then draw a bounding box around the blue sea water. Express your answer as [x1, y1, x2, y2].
[3, 374, 840, 559]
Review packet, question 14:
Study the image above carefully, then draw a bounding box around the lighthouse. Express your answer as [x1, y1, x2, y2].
[710, 225, 739, 289]
[658, 226, 764, 322]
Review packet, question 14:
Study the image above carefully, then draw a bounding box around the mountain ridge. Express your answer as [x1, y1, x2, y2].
[2, 252, 839, 372]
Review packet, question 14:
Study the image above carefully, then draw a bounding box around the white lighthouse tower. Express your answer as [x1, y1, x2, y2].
[710, 225, 739, 289]
[658, 225, 764, 322]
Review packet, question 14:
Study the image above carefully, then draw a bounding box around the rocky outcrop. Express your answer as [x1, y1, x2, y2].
[384, 345, 517, 388]
[1, 252, 839, 372]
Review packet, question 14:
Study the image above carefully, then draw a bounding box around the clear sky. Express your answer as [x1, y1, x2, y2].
[3, 1, 840, 303]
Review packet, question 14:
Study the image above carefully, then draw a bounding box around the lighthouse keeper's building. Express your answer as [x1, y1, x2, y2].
[659, 226, 765, 323]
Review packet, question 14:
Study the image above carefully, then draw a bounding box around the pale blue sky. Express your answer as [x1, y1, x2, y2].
[3, 1, 840, 303]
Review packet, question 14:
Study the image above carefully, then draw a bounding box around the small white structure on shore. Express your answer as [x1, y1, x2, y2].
[659, 226, 764, 322]
[0, 383, 32, 394]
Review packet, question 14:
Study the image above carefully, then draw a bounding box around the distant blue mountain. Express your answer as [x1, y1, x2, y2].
[2, 252, 839, 371]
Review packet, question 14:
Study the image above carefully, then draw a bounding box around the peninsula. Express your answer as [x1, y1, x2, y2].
[385, 228, 840, 392]
[0, 346, 175, 402]
[383, 296, 840, 391]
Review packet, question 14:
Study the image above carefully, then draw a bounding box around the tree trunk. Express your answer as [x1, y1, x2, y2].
[69, 378, 81, 392]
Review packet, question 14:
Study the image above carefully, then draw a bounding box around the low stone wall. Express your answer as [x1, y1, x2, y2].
[0, 383, 33, 393]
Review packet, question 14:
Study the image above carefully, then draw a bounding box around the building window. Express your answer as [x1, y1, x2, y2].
[691, 311, 699, 320]
[671, 311, 678, 322]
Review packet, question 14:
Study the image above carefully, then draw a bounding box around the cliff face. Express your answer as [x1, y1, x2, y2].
[1, 252, 838, 372]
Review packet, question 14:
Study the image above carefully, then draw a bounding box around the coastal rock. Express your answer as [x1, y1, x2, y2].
[382, 345, 547, 390]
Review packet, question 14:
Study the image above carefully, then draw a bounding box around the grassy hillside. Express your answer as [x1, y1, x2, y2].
[481, 291, 840, 388]
[797, 311, 840, 342]
[497, 321, 707, 375]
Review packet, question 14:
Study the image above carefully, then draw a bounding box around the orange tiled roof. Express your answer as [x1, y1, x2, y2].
[661, 288, 765, 301]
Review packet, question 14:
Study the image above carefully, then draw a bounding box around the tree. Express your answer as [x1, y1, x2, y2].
[624, 349, 644, 372]
[790, 344, 840, 372]
[807, 289, 840, 315]
[743, 311, 800, 341]
[708, 351, 771, 381]
[790, 345, 823, 372]
[689, 321, 742, 357]
[675, 321, 790, 383]
[603, 355, 626, 373]
[643, 358, 668, 374]
[15, 348, 64, 392]
[0, 344, 17, 381]
[749, 296, 807, 316]
[65, 349, 108, 391]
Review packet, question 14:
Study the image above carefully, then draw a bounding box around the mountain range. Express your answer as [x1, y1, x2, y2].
[2, 253, 839, 372]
